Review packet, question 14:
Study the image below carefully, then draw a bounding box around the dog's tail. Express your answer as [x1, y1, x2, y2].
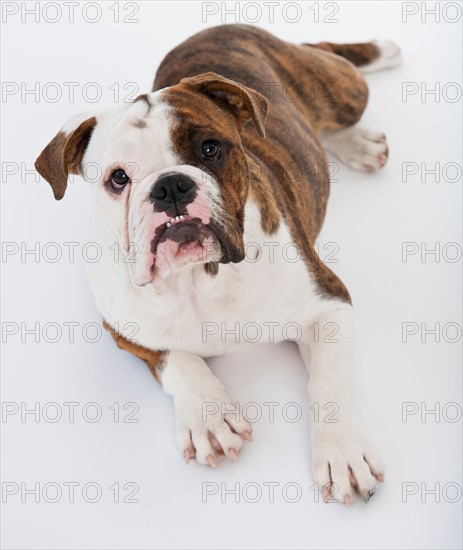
[306, 40, 402, 74]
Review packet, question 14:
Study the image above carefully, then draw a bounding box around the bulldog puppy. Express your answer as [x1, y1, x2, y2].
[35, 24, 401, 504]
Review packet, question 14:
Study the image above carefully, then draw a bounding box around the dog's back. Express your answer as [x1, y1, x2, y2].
[153, 24, 371, 131]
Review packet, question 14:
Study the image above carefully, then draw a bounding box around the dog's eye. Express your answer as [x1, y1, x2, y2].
[110, 169, 130, 190]
[201, 140, 221, 161]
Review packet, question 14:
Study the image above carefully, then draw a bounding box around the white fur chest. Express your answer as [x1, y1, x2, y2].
[85, 202, 322, 357]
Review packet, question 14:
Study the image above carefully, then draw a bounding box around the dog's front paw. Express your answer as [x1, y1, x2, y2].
[312, 421, 385, 505]
[174, 390, 252, 467]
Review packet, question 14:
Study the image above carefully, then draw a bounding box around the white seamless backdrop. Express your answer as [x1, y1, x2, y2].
[1, 1, 462, 549]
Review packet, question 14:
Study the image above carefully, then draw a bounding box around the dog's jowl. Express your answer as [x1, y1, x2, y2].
[35, 24, 401, 505]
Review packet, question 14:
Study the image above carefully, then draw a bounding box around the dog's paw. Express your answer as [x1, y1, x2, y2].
[174, 390, 252, 467]
[360, 40, 403, 74]
[321, 126, 389, 172]
[311, 422, 385, 505]
[344, 128, 389, 172]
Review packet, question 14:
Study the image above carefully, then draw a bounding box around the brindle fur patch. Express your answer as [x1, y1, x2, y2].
[134, 93, 151, 106]
[133, 118, 147, 129]
[103, 321, 166, 382]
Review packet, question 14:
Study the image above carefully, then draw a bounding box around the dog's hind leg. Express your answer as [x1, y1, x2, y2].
[320, 126, 389, 172]
[302, 41, 401, 171]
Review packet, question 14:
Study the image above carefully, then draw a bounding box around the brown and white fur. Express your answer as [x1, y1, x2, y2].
[35, 25, 401, 505]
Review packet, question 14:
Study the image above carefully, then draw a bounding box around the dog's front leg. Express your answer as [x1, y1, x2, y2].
[104, 323, 252, 465]
[299, 302, 385, 504]
[103, 322, 252, 467]
[161, 351, 253, 466]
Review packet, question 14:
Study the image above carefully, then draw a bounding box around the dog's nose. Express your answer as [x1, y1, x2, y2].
[150, 173, 197, 215]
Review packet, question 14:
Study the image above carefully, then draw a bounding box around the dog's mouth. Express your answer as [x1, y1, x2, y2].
[131, 214, 245, 286]
[152, 214, 245, 262]
[151, 215, 219, 256]
[135, 215, 223, 283]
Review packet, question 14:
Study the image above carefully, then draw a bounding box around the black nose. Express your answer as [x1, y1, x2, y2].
[150, 173, 197, 216]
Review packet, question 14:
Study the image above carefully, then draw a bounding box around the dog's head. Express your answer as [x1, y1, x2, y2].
[35, 73, 268, 285]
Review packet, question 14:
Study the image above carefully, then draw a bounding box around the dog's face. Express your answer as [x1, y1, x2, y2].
[35, 73, 268, 285]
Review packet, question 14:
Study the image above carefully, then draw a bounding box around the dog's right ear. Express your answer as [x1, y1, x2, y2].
[182, 72, 269, 138]
[35, 114, 97, 200]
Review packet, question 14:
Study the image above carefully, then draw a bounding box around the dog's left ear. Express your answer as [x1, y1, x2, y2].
[183, 72, 268, 138]
[35, 115, 97, 200]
